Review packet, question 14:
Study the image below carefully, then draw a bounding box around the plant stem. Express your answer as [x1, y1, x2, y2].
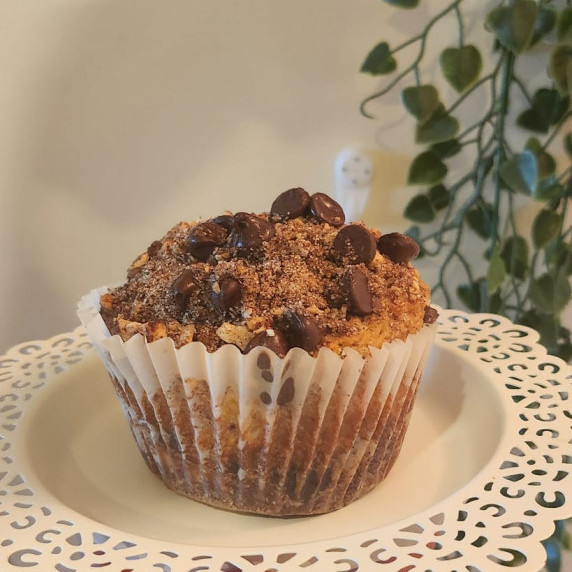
[512, 74, 534, 105]
[506, 192, 525, 321]
[360, 0, 464, 118]
[490, 50, 516, 252]
[543, 111, 572, 150]
[557, 166, 572, 182]
[455, 4, 464, 46]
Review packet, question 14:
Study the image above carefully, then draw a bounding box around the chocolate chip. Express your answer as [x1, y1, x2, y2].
[210, 276, 242, 314]
[423, 305, 439, 324]
[172, 269, 198, 308]
[271, 187, 310, 220]
[260, 391, 272, 405]
[281, 311, 321, 352]
[244, 329, 289, 358]
[210, 214, 235, 232]
[230, 213, 263, 254]
[147, 240, 163, 257]
[343, 267, 373, 316]
[377, 232, 420, 263]
[251, 214, 275, 241]
[187, 222, 229, 261]
[332, 224, 377, 265]
[277, 376, 295, 406]
[310, 193, 345, 226]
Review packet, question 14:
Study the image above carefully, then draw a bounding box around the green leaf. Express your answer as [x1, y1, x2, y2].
[541, 89, 570, 125]
[531, 273, 572, 314]
[517, 89, 564, 134]
[530, 7, 557, 47]
[557, 7, 572, 42]
[565, 132, 572, 159]
[520, 314, 572, 359]
[488, 291, 503, 314]
[361, 42, 397, 75]
[499, 151, 537, 195]
[544, 274, 571, 314]
[430, 138, 462, 159]
[524, 136, 542, 153]
[545, 241, 572, 275]
[501, 235, 529, 280]
[428, 184, 450, 210]
[457, 280, 486, 312]
[562, 252, 572, 277]
[404, 193, 435, 223]
[487, 252, 507, 294]
[466, 202, 494, 239]
[440, 45, 482, 93]
[415, 105, 460, 144]
[383, 0, 419, 7]
[535, 151, 556, 180]
[407, 150, 448, 185]
[534, 177, 565, 201]
[401, 85, 441, 123]
[549, 44, 572, 94]
[525, 137, 556, 180]
[530, 276, 552, 314]
[520, 310, 560, 353]
[556, 342, 572, 362]
[485, 0, 538, 54]
[551, 94, 570, 125]
[516, 89, 569, 134]
[532, 209, 562, 248]
[517, 108, 549, 134]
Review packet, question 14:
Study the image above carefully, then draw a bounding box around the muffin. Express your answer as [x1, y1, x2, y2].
[78, 187, 438, 517]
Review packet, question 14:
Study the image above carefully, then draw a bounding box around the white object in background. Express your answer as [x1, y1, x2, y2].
[334, 147, 374, 222]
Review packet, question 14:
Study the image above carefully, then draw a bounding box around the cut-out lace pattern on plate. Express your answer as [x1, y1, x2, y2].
[0, 309, 570, 571]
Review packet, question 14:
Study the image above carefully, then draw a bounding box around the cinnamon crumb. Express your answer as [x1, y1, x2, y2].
[102, 213, 430, 355]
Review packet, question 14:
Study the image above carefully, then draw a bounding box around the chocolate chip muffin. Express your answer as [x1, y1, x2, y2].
[78, 187, 438, 517]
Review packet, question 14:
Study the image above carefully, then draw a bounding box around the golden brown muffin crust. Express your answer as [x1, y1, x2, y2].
[100, 191, 432, 356]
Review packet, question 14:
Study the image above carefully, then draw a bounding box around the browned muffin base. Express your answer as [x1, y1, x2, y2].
[107, 361, 423, 517]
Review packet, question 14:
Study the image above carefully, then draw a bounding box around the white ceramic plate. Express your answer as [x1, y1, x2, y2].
[1, 308, 570, 571]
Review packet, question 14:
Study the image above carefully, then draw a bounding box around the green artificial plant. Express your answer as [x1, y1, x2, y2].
[361, 0, 572, 362]
[360, 0, 571, 570]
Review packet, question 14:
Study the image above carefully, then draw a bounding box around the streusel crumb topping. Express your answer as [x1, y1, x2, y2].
[100, 188, 434, 356]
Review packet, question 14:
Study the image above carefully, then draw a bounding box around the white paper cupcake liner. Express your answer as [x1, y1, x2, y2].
[78, 286, 436, 516]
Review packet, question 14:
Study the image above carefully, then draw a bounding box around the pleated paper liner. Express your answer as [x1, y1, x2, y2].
[78, 287, 436, 517]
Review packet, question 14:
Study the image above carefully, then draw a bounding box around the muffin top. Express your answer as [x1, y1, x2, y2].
[100, 188, 436, 357]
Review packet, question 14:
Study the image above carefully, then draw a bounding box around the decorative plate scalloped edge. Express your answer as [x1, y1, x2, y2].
[0, 308, 570, 572]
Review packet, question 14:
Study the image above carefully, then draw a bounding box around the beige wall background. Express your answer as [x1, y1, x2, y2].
[0, 0, 570, 357]
[0, 0, 406, 351]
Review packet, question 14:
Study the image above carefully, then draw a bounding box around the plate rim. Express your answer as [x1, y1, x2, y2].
[1, 308, 571, 571]
[13, 340, 507, 546]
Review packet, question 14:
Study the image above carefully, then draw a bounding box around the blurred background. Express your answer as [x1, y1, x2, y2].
[0, 0, 422, 351]
[0, 0, 569, 353]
